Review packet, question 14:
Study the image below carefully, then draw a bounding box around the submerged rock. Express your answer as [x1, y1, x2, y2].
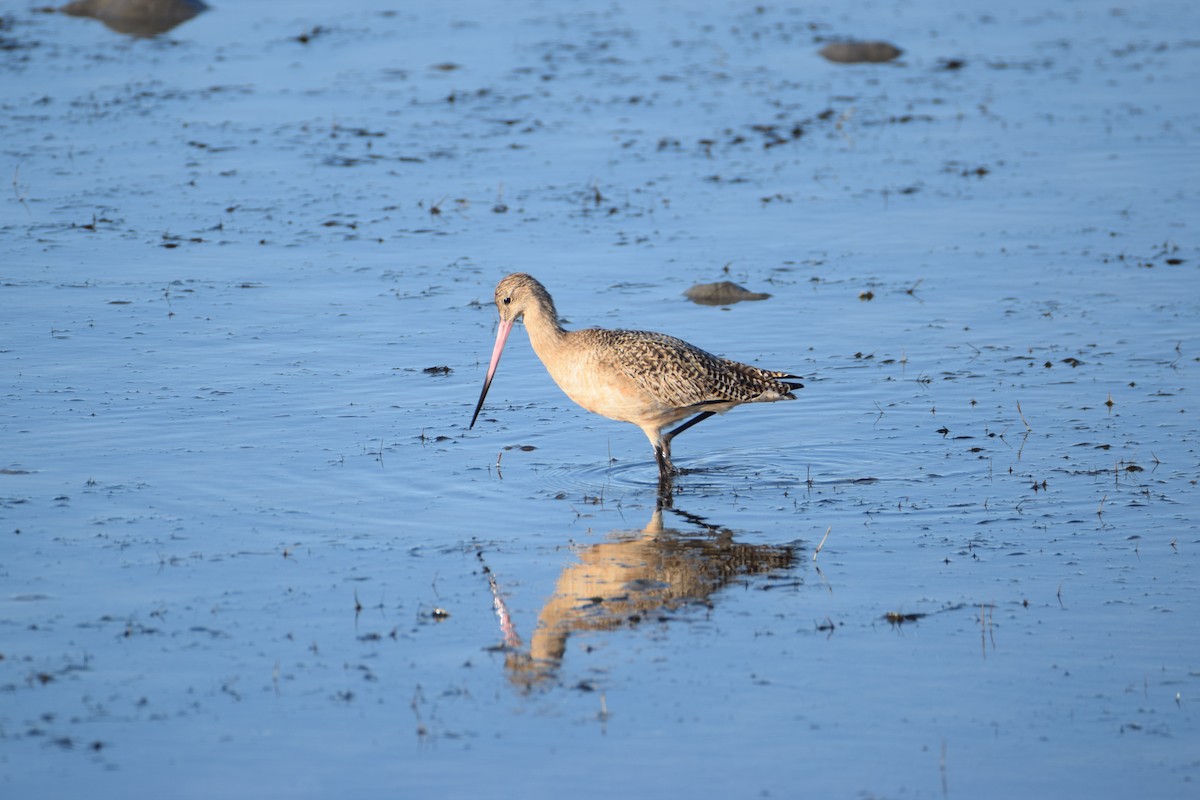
[819, 41, 903, 64]
[59, 0, 208, 37]
[683, 281, 772, 306]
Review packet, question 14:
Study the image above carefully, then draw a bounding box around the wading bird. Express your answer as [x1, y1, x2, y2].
[470, 273, 802, 479]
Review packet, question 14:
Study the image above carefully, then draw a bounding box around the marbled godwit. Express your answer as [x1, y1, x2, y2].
[469, 273, 803, 478]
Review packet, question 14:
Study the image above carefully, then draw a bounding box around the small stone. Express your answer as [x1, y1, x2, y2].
[819, 41, 903, 64]
[683, 281, 771, 306]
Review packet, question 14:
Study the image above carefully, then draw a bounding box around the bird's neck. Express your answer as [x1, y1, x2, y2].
[522, 297, 568, 360]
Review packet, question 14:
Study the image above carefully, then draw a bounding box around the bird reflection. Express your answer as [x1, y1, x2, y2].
[495, 504, 799, 688]
[59, 0, 208, 37]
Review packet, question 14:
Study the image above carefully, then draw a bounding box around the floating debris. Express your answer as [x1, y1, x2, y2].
[683, 280, 771, 306]
[294, 26, 325, 44]
[819, 41, 903, 64]
[59, 0, 208, 37]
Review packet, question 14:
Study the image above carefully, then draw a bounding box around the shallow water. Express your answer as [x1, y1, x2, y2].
[2, 0, 1199, 797]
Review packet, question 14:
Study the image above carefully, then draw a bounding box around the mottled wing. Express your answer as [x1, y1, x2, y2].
[589, 329, 800, 409]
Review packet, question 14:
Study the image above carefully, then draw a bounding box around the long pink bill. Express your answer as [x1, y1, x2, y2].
[469, 318, 514, 429]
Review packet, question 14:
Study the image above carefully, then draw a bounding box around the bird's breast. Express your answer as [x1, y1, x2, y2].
[545, 353, 651, 424]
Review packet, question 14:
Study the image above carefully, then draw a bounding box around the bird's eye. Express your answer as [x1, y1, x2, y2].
[502, 296, 512, 305]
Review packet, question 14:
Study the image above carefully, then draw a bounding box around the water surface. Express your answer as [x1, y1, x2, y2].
[2, 0, 1199, 797]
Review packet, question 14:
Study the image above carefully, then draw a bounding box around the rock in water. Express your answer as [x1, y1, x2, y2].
[683, 281, 772, 306]
[819, 41, 903, 64]
[60, 0, 208, 36]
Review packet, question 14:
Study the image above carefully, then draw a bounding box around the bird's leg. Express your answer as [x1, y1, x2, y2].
[663, 411, 716, 447]
[651, 412, 717, 477]
[653, 438, 677, 505]
[655, 469, 675, 508]
[654, 441, 676, 477]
